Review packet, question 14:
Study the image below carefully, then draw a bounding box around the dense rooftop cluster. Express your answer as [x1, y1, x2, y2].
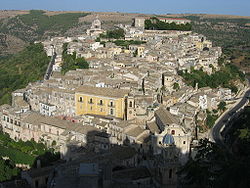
[0, 17, 247, 187]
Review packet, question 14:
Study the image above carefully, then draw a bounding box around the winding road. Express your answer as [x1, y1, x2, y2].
[211, 84, 250, 147]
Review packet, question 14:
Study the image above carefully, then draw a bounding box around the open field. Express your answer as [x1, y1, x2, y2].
[0, 10, 29, 19]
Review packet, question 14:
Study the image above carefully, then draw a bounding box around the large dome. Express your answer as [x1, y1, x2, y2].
[162, 134, 175, 145]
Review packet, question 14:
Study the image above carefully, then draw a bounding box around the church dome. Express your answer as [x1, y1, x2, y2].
[93, 19, 101, 25]
[162, 134, 175, 145]
[91, 18, 101, 29]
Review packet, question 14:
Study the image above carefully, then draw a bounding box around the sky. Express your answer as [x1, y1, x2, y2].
[1, 0, 250, 16]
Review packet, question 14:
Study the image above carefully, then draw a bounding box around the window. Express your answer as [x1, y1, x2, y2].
[110, 101, 113, 107]
[183, 141, 186, 144]
[3, 116, 5, 121]
[171, 130, 175, 135]
[7, 117, 9, 122]
[110, 109, 114, 115]
[89, 98, 93, 104]
[169, 169, 173, 179]
[129, 101, 133, 108]
[79, 97, 83, 102]
[35, 180, 39, 188]
[100, 100, 103, 105]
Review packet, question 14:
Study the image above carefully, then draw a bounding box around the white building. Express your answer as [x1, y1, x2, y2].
[39, 103, 56, 116]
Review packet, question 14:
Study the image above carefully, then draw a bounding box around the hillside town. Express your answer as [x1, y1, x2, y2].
[0, 16, 247, 188]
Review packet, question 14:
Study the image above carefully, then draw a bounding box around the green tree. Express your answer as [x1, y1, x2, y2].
[0, 159, 20, 182]
[0, 43, 50, 105]
[218, 101, 227, 112]
[144, 17, 192, 31]
[61, 43, 89, 74]
[100, 28, 125, 39]
[173, 82, 180, 90]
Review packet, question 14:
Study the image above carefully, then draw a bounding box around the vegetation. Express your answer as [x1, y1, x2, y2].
[179, 107, 250, 188]
[113, 40, 146, 49]
[186, 16, 250, 49]
[227, 107, 250, 152]
[61, 43, 89, 74]
[206, 111, 218, 129]
[145, 17, 191, 31]
[100, 28, 125, 39]
[178, 63, 245, 93]
[0, 43, 50, 105]
[173, 82, 180, 90]
[218, 101, 227, 112]
[0, 132, 59, 182]
[0, 158, 20, 182]
[0, 10, 88, 42]
[0, 132, 59, 165]
[185, 16, 250, 74]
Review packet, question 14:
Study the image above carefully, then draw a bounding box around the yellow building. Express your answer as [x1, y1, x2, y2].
[75, 86, 132, 119]
[195, 40, 212, 50]
[129, 45, 145, 57]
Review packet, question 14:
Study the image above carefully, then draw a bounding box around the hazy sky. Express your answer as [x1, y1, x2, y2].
[1, 0, 250, 16]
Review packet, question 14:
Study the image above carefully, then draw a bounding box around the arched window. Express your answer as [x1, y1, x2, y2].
[171, 130, 175, 135]
[79, 97, 83, 102]
[110, 108, 113, 115]
[100, 100, 103, 105]
[89, 98, 93, 104]
[110, 101, 113, 107]
[129, 101, 133, 108]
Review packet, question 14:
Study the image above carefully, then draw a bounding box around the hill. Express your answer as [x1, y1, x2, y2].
[0, 10, 89, 55]
[0, 43, 50, 105]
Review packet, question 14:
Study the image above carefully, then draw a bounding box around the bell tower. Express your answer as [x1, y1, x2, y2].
[125, 96, 135, 120]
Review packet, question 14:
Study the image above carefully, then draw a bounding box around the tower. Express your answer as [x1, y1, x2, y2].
[126, 96, 135, 120]
[134, 17, 145, 29]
